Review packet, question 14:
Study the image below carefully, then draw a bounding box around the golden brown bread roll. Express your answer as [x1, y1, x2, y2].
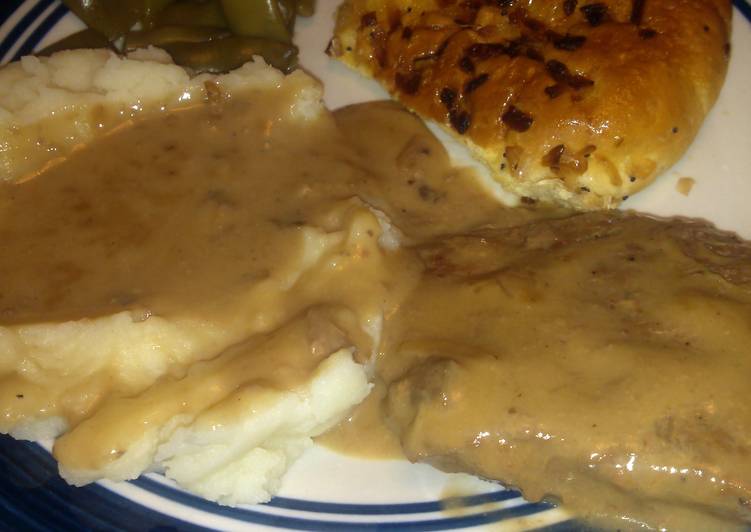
[329, 0, 732, 209]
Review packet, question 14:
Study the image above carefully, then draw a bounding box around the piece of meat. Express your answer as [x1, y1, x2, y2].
[380, 212, 751, 529]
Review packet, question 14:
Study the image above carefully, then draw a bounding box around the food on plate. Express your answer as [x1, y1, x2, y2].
[3, 49, 150, 179]
[315, 101, 751, 530]
[677, 176, 696, 196]
[329, 0, 732, 209]
[41, 0, 311, 73]
[0, 50, 417, 504]
[56, 320, 372, 506]
[1, 44, 750, 529]
[0, 47, 288, 182]
[371, 211, 751, 530]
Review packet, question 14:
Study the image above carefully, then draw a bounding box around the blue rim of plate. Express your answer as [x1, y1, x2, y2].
[0, 431, 574, 532]
[1, 2, 750, 531]
[1, 434, 581, 532]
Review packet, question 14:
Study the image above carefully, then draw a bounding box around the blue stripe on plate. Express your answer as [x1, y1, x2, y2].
[266, 490, 522, 515]
[0, 435, 212, 532]
[0, 435, 579, 531]
[233, 503, 554, 531]
[13, 1, 67, 59]
[0, 0, 26, 28]
[0, 0, 51, 59]
[734, 0, 751, 22]
[133, 474, 559, 530]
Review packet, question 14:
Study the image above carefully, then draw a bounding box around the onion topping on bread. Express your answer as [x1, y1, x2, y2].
[330, 0, 731, 209]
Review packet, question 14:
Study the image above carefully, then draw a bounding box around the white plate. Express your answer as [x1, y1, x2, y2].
[1, 1, 749, 530]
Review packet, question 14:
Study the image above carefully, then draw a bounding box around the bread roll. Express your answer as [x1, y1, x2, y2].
[330, 0, 731, 209]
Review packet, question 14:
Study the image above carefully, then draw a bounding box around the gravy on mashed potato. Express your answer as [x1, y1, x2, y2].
[0, 54, 421, 504]
[1, 50, 750, 529]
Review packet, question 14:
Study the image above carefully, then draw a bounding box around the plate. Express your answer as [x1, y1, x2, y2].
[1, 2, 750, 531]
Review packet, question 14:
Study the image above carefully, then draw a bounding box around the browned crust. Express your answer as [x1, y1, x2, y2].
[330, 0, 732, 210]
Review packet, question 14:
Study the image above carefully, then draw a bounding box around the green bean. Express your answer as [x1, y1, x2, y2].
[161, 35, 298, 73]
[36, 28, 114, 56]
[156, 1, 228, 29]
[125, 26, 228, 50]
[61, 0, 176, 38]
[51, 0, 314, 74]
[219, 0, 293, 43]
[277, 0, 299, 28]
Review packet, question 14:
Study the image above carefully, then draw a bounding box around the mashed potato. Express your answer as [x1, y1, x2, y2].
[0, 49, 414, 505]
[0, 47, 317, 182]
[58, 336, 371, 506]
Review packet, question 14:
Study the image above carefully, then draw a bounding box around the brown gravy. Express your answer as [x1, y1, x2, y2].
[0, 90, 423, 462]
[324, 106, 751, 529]
[1, 88, 750, 530]
[377, 213, 751, 530]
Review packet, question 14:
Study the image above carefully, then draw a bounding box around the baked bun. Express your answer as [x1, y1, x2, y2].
[329, 0, 731, 209]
